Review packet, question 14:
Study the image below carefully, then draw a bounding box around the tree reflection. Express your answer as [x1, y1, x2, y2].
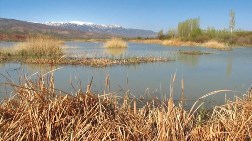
[177, 54, 200, 67]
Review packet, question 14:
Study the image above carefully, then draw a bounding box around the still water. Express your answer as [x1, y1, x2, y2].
[1, 42, 252, 107]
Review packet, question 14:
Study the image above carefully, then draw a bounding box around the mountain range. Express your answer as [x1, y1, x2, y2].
[0, 18, 156, 40]
[44, 21, 156, 37]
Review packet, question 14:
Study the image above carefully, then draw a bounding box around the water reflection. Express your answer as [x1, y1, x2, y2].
[226, 55, 233, 78]
[177, 54, 200, 67]
[0, 42, 17, 47]
[105, 48, 127, 56]
[22, 63, 57, 74]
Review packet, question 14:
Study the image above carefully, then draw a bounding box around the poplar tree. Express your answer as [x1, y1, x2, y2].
[157, 30, 165, 39]
[177, 18, 200, 38]
[229, 9, 235, 34]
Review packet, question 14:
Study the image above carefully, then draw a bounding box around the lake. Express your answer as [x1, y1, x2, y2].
[1, 41, 252, 107]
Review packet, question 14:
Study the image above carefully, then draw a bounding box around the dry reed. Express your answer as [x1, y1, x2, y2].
[130, 39, 232, 50]
[130, 39, 163, 44]
[0, 34, 63, 58]
[202, 40, 230, 50]
[0, 73, 251, 140]
[23, 57, 172, 67]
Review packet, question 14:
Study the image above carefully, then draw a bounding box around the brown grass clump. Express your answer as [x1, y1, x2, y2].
[202, 40, 230, 50]
[104, 38, 128, 48]
[0, 74, 251, 140]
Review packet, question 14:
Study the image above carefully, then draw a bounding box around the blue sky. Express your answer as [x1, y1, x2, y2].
[0, 0, 251, 31]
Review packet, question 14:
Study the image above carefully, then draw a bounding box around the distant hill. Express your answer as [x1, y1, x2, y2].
[0, 18, 156, 41]
[0, 18, 112, 41]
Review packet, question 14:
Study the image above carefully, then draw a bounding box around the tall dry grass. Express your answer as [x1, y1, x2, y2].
[130, 39, 163, 44]
[130, 39, 232, 50]
[162, 39, 183, 46]
[130, 39, 198, 46]
[0, 34, 63, 58]
[162, 39, 199, 47]
[0, 73, 251, 140]
[104, 38, 128, 48]
[202, 40, 230, 50]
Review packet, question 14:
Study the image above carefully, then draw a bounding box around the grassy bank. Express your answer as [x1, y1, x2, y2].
[130, 39, 230, 50]
[0, 74, 251, 140]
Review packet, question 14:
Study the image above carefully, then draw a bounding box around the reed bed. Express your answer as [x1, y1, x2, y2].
[0, 34, 63, 58]
[23, 57, 172, 67]
[130, 39, 163, 44]
[0, 73, 251, 140]
[162, 39, 197, 46]
[130, 39, 231, 50]
[104, 38, 128, 48]
[190, 95, 252, 140]
[202, 40, 230, 50]
[130, 39, 197, 47]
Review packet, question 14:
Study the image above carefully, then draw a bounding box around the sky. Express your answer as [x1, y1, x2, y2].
[0, 0, 251, 32]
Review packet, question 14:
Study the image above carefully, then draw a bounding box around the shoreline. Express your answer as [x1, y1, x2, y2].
[129, 39, 252, 50]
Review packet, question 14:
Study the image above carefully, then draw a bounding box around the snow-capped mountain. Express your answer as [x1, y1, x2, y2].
[43, 21, 156, 37]
[44, 21, 122, 29]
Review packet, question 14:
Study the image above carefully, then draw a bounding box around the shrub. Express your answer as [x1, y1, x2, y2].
[104, 38, 128, 48]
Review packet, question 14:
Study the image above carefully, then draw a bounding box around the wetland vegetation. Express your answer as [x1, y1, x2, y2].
[1, 2, 252, 140]
[0, 73, 252, 140]
[0, 35, 172, 67]
[1, 31, 252, 141]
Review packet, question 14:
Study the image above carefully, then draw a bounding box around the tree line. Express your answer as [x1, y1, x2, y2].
[156, 10, 252, 45]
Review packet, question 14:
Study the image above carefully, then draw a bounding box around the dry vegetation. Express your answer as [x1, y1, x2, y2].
[104, 38, 128, 48]
[130, 39, 163, 44]
[202, 40, 230, 50]
[130, 39, 231, 50]
[162, 39, 199, 47]
[0, 34, 63, 58]
[0, 73, 252, 140]
[0, 35, 172, 67]
[23, 57, 172, 67]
